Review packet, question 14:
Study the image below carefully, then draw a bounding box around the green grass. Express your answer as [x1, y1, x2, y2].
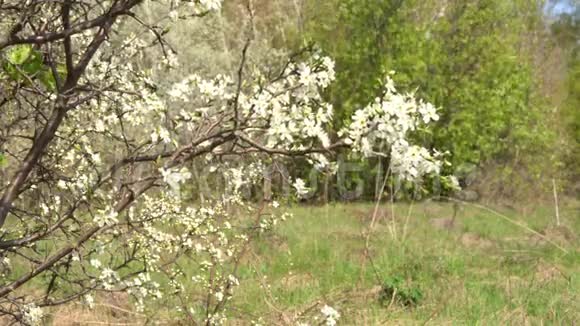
[10, 200, 578, 324]
[231, 201, 579, 325]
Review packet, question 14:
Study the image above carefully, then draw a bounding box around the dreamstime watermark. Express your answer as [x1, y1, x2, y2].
[151, 155, 479, 201]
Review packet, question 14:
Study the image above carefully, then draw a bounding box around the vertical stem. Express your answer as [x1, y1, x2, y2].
[191, 162, 205, 203]
[375, 158, 383, 201]
[263, 170, 272, 202]
[552, 178, 560, 226]
[390, 177, 397, 240]
[323, 172, 329, 204]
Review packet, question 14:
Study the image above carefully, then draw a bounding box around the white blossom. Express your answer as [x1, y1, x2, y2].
[159, 167, 192, 190]
[84, 294, 95, 309]
[342, 76, 442, 181]
[293, 178, 310, 198]
[90, 259, 102, 269]
[168, 10, 179, 21]
[200, 0, 222, 11]
[320, 305, 340, 326]
[22, 304, 44, 326]
[94, 210, 119, 227]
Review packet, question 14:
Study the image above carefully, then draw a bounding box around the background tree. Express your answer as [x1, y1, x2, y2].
[301, 0, 561, 201]
[549, 2, 580, 190]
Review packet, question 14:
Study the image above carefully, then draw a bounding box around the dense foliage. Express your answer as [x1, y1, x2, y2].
[551, 4, 580, 186]
[302, 0, 566, 198]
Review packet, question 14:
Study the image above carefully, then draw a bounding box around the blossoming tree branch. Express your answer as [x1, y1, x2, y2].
[0, 0, 450, 324]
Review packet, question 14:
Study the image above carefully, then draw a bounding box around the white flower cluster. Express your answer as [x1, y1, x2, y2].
[293, 178, 310, 198]
[22, 304, 44, 326]
[165, 55, 337, 173]
[61, 190, 261, 318]
[168, 0, 222, 16]
[94, 209, 119, 228]
[159, 167, 193, 191]
[196, 0, 222, 12]
[99, 267, 120, 290]
[126, 273, 163, 312]
[320, 305, 340, 326]
[342, 75, 441, 180]
[255, 56, 336, 150]
[222, 162, 264, 194]
[83, 294, 95, 309]
[92, 183, 290, 318]
[294, 304, 341, 326]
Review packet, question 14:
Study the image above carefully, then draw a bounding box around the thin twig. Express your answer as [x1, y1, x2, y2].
[552, 178, 560, 226]
[359, 166, 391, 284]
[441, 196, 569, 254]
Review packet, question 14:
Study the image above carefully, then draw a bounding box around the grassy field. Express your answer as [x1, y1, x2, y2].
[45, 200, 579, 325]
[231, 200, 579, 325]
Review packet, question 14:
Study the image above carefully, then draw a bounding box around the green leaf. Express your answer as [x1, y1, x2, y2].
[57, 64, 68, 81]
[2, 45, 45, 82]
[2, 62, 22, 82]
[38, 64, 68, 91]
[21, 50, 43, 76]
[5, 45, 33, 65]
[0, 153, 6, 168]
[38, 69, 57, 91]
